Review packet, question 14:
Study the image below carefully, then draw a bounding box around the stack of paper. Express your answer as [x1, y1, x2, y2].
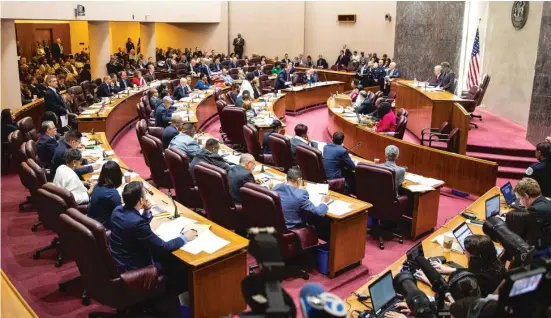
[406, 184, 435, 193]
[405, 173, 423, 183]
[155, 217, 198, 241]
[93, 158, 119, 172]
[328, 200, 352, 216]
[420, 177, 443, 188]
[306, 183, 329, 206]
[315, 141, 327, 152]
[181, 229, 230, 255]
[81, 109, 98, 115]
[223, 154, 241, 165]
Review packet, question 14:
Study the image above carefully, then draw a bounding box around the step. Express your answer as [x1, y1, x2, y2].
[467, 152, 536, 169]
[497, 166, 526, 180]
[467, 144, 534, 158]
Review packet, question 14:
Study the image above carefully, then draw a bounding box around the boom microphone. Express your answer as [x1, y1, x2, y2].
[415, 256, 448, 294]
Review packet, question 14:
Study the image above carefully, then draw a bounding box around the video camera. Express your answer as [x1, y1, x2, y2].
[483, 216, 535, 267]
[393, 272, 438, 318]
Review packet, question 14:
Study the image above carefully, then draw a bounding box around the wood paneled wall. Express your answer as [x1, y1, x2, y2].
[15, 23, 71, 60]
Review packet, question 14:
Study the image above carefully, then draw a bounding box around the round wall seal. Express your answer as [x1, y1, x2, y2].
[511, 1, 529, 30]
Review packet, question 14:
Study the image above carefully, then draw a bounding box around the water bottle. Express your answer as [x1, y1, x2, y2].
[413, 77, 418, 86]
[308, 79, 312, 88]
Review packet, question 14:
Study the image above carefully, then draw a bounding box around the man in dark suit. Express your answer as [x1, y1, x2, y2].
[172, 78, 191, 100]
[228, 154, 256, 203]
[118, 71, 130, 90]
[155, 96, 176, 128]
[162, 113, 184, 149]
[51, 130, 98, 179]
[323, 131, 356, 193]
[143, 64, 156, 83]
[253, 65, 264, 78]
[36, 121, 59, 169]
[233, 33, 245, 59]
[106, 56, 118, 75]
[316, 55, 328, 69]
[274, 64, 292, 91]
[439, 61, 456, 93]
[189, 138, 231, 179]
[210, 57, 223, 73]
[97, 76, 113, 98]
[428, 65, 443, 87]
[110, 181, 197, 273]
[51, 38, 64, 61]
[290, 123, 318, 164]
[281, 53, 291, 64]
[43, 75, 68, 125]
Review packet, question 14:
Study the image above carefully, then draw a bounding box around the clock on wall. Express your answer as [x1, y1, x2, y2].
[511, 1, 529, 30]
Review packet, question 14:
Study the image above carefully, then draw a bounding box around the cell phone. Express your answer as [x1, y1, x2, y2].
[461, 211, 477, 220]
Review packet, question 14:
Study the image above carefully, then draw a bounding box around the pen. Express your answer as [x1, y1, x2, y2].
[161, 200, 169, 204]
[327, 200, 335, 206]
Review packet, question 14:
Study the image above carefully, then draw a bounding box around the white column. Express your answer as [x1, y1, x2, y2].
[88, 21, 111, 79]
[1, 19, 22, 110]
[139, 22, 156, 62]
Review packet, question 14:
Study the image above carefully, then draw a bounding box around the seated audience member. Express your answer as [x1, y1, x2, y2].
[118, 71, 130, 90]
[97, 76, 113, 98]
[28, 76, 44, 98]
[36, 121, 59, 168]
[219, 68, 234, 86]
[131, 71, 146, 87]
[194, 74, 211, 90]
[379, 145, 405, 193]
[88, 160, 123, 229]
[56, 75, 67, 91]
[354, 91, 376, 115]
[375, 102, 397, 133]
[53, 148, 91, 204]
[243, 100, 257, 123]
[253, 65, 264, 78]
[228, 82, 240, 105]
[420, 234, 505, 297]
[513, 178, 551, 253]
[80, 64, 92, 82]
[323, 132, 356, 193]
[450, 297, 499, 318]
[290, 124, 318, 164]
[228, 154, 256, 203]
[51, 130, 99, 178]
[106, 56, 118, 75]
[251, 77, 261, 99]
[236, 90, 252, 108]
[155, 96, 176, 128]
[272, 167, 330, 230]
[305, 55, 314, 67]
[169, 123, 201, 159]
[189, 138, 230, 178]
[148, 88, 163, 110]
[239, 72, 255, 97]
[109, 73, 121, 93]
[1, 109, 18, 144]
[271, 62, 282, 75]
[525, 142, 551, 197]
[173, 78, 191, 100]
[162, 113, 184, 148]
[210, 57, 223, 73]
[109, 181, 197, 273]
[263, 120, 282, 154]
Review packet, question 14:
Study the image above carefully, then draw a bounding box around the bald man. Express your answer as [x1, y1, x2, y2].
[173, 77, 191, 100]
[228, 153, 256, 203]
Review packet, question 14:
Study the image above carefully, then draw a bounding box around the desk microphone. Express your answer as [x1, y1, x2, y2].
[260, 164, 285, 173]
[349, 142, 363, 152]
[168, 188, 179, 219]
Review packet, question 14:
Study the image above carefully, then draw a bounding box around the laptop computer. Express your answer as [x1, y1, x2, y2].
[368, 270, 402, 317]
[452, 222, 504, 256]
[501, 182, 522, 208]
[470, 194, 501, 225]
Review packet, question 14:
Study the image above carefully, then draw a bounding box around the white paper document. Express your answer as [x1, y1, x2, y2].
[81, 110, 98, 115]
[432, 233, 463, 253]
[306, 183, 329, 206]
[315, 142, 327, 153]
[405, 173, 423, 183]
[181, 229, 230, 255]
[420, 177, 443, 188]
[60, 115, 69, 127]
[155, 217, 198, 242]
[406, 184, 435, 193]
[328, 200, 352, 216]
[223, 154, 241, 165]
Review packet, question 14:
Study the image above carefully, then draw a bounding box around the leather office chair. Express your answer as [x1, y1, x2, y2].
[262, 64, 273, 75]
[240, 183, 318, 279]
[141, 135, 172, 189]
[170, 79, 180, 92]
[24, 140, 40, 164]
[216, 99, 228, 116]
[17, 117, 39, 142]
[226, 91, 237, 105]
[58, 208, 171, 315]
[425, 128, 461, 154]
[68, 86, 88, 114]
[259, 74, 273, 94]
[26, 159, 48, 232]
[219, 106, 247, 149]
[420, 121, 450, 146]
[355, 162, 406, 250]
[193, 162, 242, 231]
[292, 72, 306, 86]
[295, 144, 345, 193]
[268, 133, 294, 172]
[137, 102, 146, 121]
[461, 86, 483, 128]
[229, 68, 239, 80]
[147, 126, 164, 142]
[330, 65, 338, 71]
[12, 136, 33, 211]
[381, 116, 408, 140]
[135, 119, 150, 167]
[164, 148, 202, 209]
[246, 66, 256, 73]
[243, 124, 273, 164]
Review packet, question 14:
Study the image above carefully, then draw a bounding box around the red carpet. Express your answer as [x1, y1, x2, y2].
[2, 106, 516, 317]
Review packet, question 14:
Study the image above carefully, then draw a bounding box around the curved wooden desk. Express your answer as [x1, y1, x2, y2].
[327, 98, 498, 196]
[83, 132, 248, 318]
[13, 90, 67, 124]
[393, 80, 470, 154]
[283, 81, 345, 113]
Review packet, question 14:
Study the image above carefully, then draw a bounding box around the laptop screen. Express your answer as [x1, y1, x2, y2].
[406, 242, 424, 261]
[369, 271, 397, 312]
[501, 182, 517, 205]
[453, 222, 474, 251]
[485, 194, 501, 219]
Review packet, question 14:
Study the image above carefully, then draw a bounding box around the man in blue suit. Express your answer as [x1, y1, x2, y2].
[323, 131, 356, 193]
[272, 167, 330, 231]
[51, 130, 99, 179]
[172, 78, 191, 100]
[210, 57, 223, 73]
[110, 181, 197, 274]
[290, 124, 318, 165]
[118, 71, 130, 91]
[97, 76, 113, 98]
[274, 63, 292, 91]
[155, 96, 176, 128]
[36, 120, 59, 169]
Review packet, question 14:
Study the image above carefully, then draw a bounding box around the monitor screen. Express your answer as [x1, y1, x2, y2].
[453, 222, 473, 251]
[501, 182, 517, 205]
[369, 271, 396, 312]
[485, 195, 501, 219]
[406, 242, 424, 261]
[509, 273, 543, 297]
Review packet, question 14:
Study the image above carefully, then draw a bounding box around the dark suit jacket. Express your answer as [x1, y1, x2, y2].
[172, 85, 189, 100]
[210, 63, 222, 72]
[51, 43, 63, 59]
[51, 140, 92, 178]
[97, 83, 113, 98]
[355, 99, 376, 115]
[228, 165, 255, 203]
[253, 70, 264, 77]
[162, 124, 179, 149]
[429, 74, 443, 87]
[109, 205, 185, 273]
[316, 59, 328, 69]
[189, 149, 231, 179]
[440, 71, 456, 93]
[106, 62, 118, 75]
[119, 78, 130, 90]
[29, 85, 44, 98]
[143, 72, 156, 83]
[43, 88, 68, 119]
[36, 134, 59, 168]
[274, 71, 291, 91]
[322, 143, 355, 180]
[290, 137, 318, 165]
[155, 105, 176, 128]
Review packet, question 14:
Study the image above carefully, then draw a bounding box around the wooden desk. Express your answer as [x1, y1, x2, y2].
[393, 80, 470, 154]
[251, 94, 288, 144]
[345, 187, 510, 316]
[296, 67, 355, 85]
[1, 270, 38, 318]
[83, 133, 249, 318]
[13, 90, 67, 124]
[326, 98, 498, 196]
[283, 82, 345, 113]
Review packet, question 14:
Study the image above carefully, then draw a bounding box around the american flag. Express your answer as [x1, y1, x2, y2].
[466, 27, 481, 89]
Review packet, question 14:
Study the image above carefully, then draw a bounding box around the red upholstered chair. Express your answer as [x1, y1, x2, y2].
[268, 133, 294, 172]
[330, 65, 338, 71]
[295, 144, 345, 193]
[20, 160, 46, 218]
[140, 135, 172, 189]
[26, 159, 48, 232]
[68, 86, 88, 114]
[164, 148, 202, 209]
[262, 64, 273, 75]
[460, 86, 483, 128]
[219, 106, 247, 149]
[170, 79, 180, 91]
[292, 72, 306, 86]
[425, 128, 461, 154]
[243, 124, 273, 164]
[147, 126, 164, 142]
[135, 119, 150, 167]
[12, 137, 33, 211]
[380, 116, 408, 140]
[259, 74, 273, 94]
[239, 183, 317, 279]
[17, 117, 39, 142]
[193, 162, 243, 231]
[225, 91, 237, 105]
[58, 208, 171, 314]
[137, 102, 146, 121]
[355, 162, 406, 250]
[216, 99, 228, 116]
[24, 140, 40, 164]
[229, 68, 239, 80]
[420, 121, 450, 146]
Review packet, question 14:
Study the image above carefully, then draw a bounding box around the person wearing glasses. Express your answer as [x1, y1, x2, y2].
[228, 153, 256, 203]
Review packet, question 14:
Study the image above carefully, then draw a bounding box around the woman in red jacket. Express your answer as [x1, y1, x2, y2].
[131, 71, 146, 87]
[375, 102, 397, 133]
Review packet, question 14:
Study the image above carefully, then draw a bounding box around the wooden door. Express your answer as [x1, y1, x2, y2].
[34, 29, 53, 55]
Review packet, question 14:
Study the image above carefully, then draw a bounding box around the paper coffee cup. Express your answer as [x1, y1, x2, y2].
[443, 233, 454, 252]
[374, 158, 381, 164]
[124, 172, 131, 183]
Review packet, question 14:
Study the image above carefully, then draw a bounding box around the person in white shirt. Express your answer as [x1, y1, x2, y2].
[238, 72, 255, 97]
[53, 148, 91, 204]
[351, 51, 360, 64]
[219, 68, 234, 85]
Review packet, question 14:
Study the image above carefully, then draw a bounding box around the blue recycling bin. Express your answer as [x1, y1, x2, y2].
[317, 243, 329, 275]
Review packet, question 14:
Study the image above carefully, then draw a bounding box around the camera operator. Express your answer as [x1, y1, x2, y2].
[449, 297, 498, 318]
[415, 235, 505, 297]
[513, 178, 551, 256]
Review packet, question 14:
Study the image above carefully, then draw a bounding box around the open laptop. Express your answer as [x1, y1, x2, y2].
[470, 194, 501, 225]
[368, 270, 402, 317]
[453, 222, 504, 256]
[501, 182, 522, 208]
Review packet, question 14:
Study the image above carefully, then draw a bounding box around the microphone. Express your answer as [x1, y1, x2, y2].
[299, 283, 347, 317]
[349, 142, 362, 152]
[168, 188, 179, 219]
[260, 164, 285, 173]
